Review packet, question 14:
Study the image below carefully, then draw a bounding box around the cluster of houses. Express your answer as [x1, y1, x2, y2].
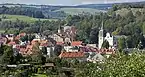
[0, 25, 117, 63]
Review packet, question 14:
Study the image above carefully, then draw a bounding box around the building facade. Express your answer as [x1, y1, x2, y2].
[98, 22, 117, 49]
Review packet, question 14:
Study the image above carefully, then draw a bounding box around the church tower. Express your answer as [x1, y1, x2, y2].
[58, 25, 61, 34]
[98, 20, 104, 49]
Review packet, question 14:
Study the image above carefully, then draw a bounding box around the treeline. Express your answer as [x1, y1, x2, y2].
[0, 19, 66, 35]
[0, 6, 45, 18]
[0, 6, 67, 19]
[112, 2, 145, 11]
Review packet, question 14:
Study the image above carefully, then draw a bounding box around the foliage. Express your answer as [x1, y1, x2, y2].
[101, 40, 110, 49]
[54, 45, 62, 56]
[0, 45, 13, 64]
[75, 52, 145, 77]
[118, 37, 126, 50]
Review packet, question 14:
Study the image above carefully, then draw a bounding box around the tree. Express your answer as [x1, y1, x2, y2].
[0, 45, 13, 64]
[6, 28, 19, 35]
[43, 30, 52, 37]
[28, 34, 35, 42]
[31, 54, 44, 64]
[89, 27, 99, 44]
[20, 34, 28, 42]
[101, 40, 109, 49]
[118, 37, 126, 50]
[54, 45, 62, 56]
[31, 42, 41, 55]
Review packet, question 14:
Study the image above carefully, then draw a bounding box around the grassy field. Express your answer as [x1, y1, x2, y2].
[31, 74, 47, 77]
[0, 14, 57, 23]
[55, 8, 106, 15]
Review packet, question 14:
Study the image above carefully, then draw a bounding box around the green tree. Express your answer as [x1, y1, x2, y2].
[54, 45, 62, 56]
[101, 40, 109, 49]
[118, 37, 126, 50]
[20, 34, 28, 42]
[0, 46, 13, 64]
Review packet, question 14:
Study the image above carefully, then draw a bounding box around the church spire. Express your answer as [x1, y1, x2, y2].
[58, 25, 61, 34]
[101, 14, 104, 30]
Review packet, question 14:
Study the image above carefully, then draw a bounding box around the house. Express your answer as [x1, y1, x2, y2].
[71, 41, 82, 46]
[63, 41, 82, 52]
[47, 47, 54, 57]
[0, 36, 8, 45]
[6, 34, 14, 41]
[86, 44, 97, 48]
[59, 51, 85, 59]
[50, 34, 64, 43]
[7, 41, 16, 46]
[87, 53, 105, 63]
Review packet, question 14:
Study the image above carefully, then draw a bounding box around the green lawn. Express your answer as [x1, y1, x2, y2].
[55, 8, 106, 15]
[0, 14, 57, 23]
[31, 74, 47, 77]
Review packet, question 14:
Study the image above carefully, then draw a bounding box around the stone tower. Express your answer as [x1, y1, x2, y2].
[98, 20, 104, 49]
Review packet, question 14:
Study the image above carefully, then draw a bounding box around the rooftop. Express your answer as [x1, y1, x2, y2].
[59, 51, 84, 58]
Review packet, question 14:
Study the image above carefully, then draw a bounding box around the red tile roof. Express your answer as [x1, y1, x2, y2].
[59, 52, 84, 58]
[71, 41, 82, 46]
[8, 41, 16, 46]
[20, 48, 26, 53]
[40, 43, 48, 47]
[56, 42, 64, 45]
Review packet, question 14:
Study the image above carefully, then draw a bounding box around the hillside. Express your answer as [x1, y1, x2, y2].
[0, 14, 57, 23]
[54, 8, 107, 15]
[115, 8, 144, 16]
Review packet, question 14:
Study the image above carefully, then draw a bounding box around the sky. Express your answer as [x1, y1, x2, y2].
[0, 0, 145, 5]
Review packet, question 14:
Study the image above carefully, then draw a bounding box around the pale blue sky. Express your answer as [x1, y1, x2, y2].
[0, 0, 145, 5]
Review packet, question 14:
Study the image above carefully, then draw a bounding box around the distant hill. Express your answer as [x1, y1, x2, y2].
[0, 3, 112, 19]
[1, 1, 145, 19]
[0, 14, 57, 23]
[54, 8, 107, 15]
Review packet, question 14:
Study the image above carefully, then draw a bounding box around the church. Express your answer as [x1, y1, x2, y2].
[98, 22, 117, 49]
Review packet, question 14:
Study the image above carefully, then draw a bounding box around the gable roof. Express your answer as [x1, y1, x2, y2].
[59, 52, 84, 58]
[8, 41, 16, 46]
[56, 42, 64, 45]
[71, 41, 82, 46]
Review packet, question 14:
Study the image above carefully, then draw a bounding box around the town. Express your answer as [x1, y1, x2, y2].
[0, 0, 145, 77]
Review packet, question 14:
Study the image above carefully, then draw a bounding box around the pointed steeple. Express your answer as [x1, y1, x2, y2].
[101, 14, 104, 30]
[101, 19, 104, 30]
[58, 25, 61, 34]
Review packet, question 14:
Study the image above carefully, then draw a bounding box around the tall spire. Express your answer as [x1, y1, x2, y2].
[101, 13, 104, 30]
[101, 19, 104, 30]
